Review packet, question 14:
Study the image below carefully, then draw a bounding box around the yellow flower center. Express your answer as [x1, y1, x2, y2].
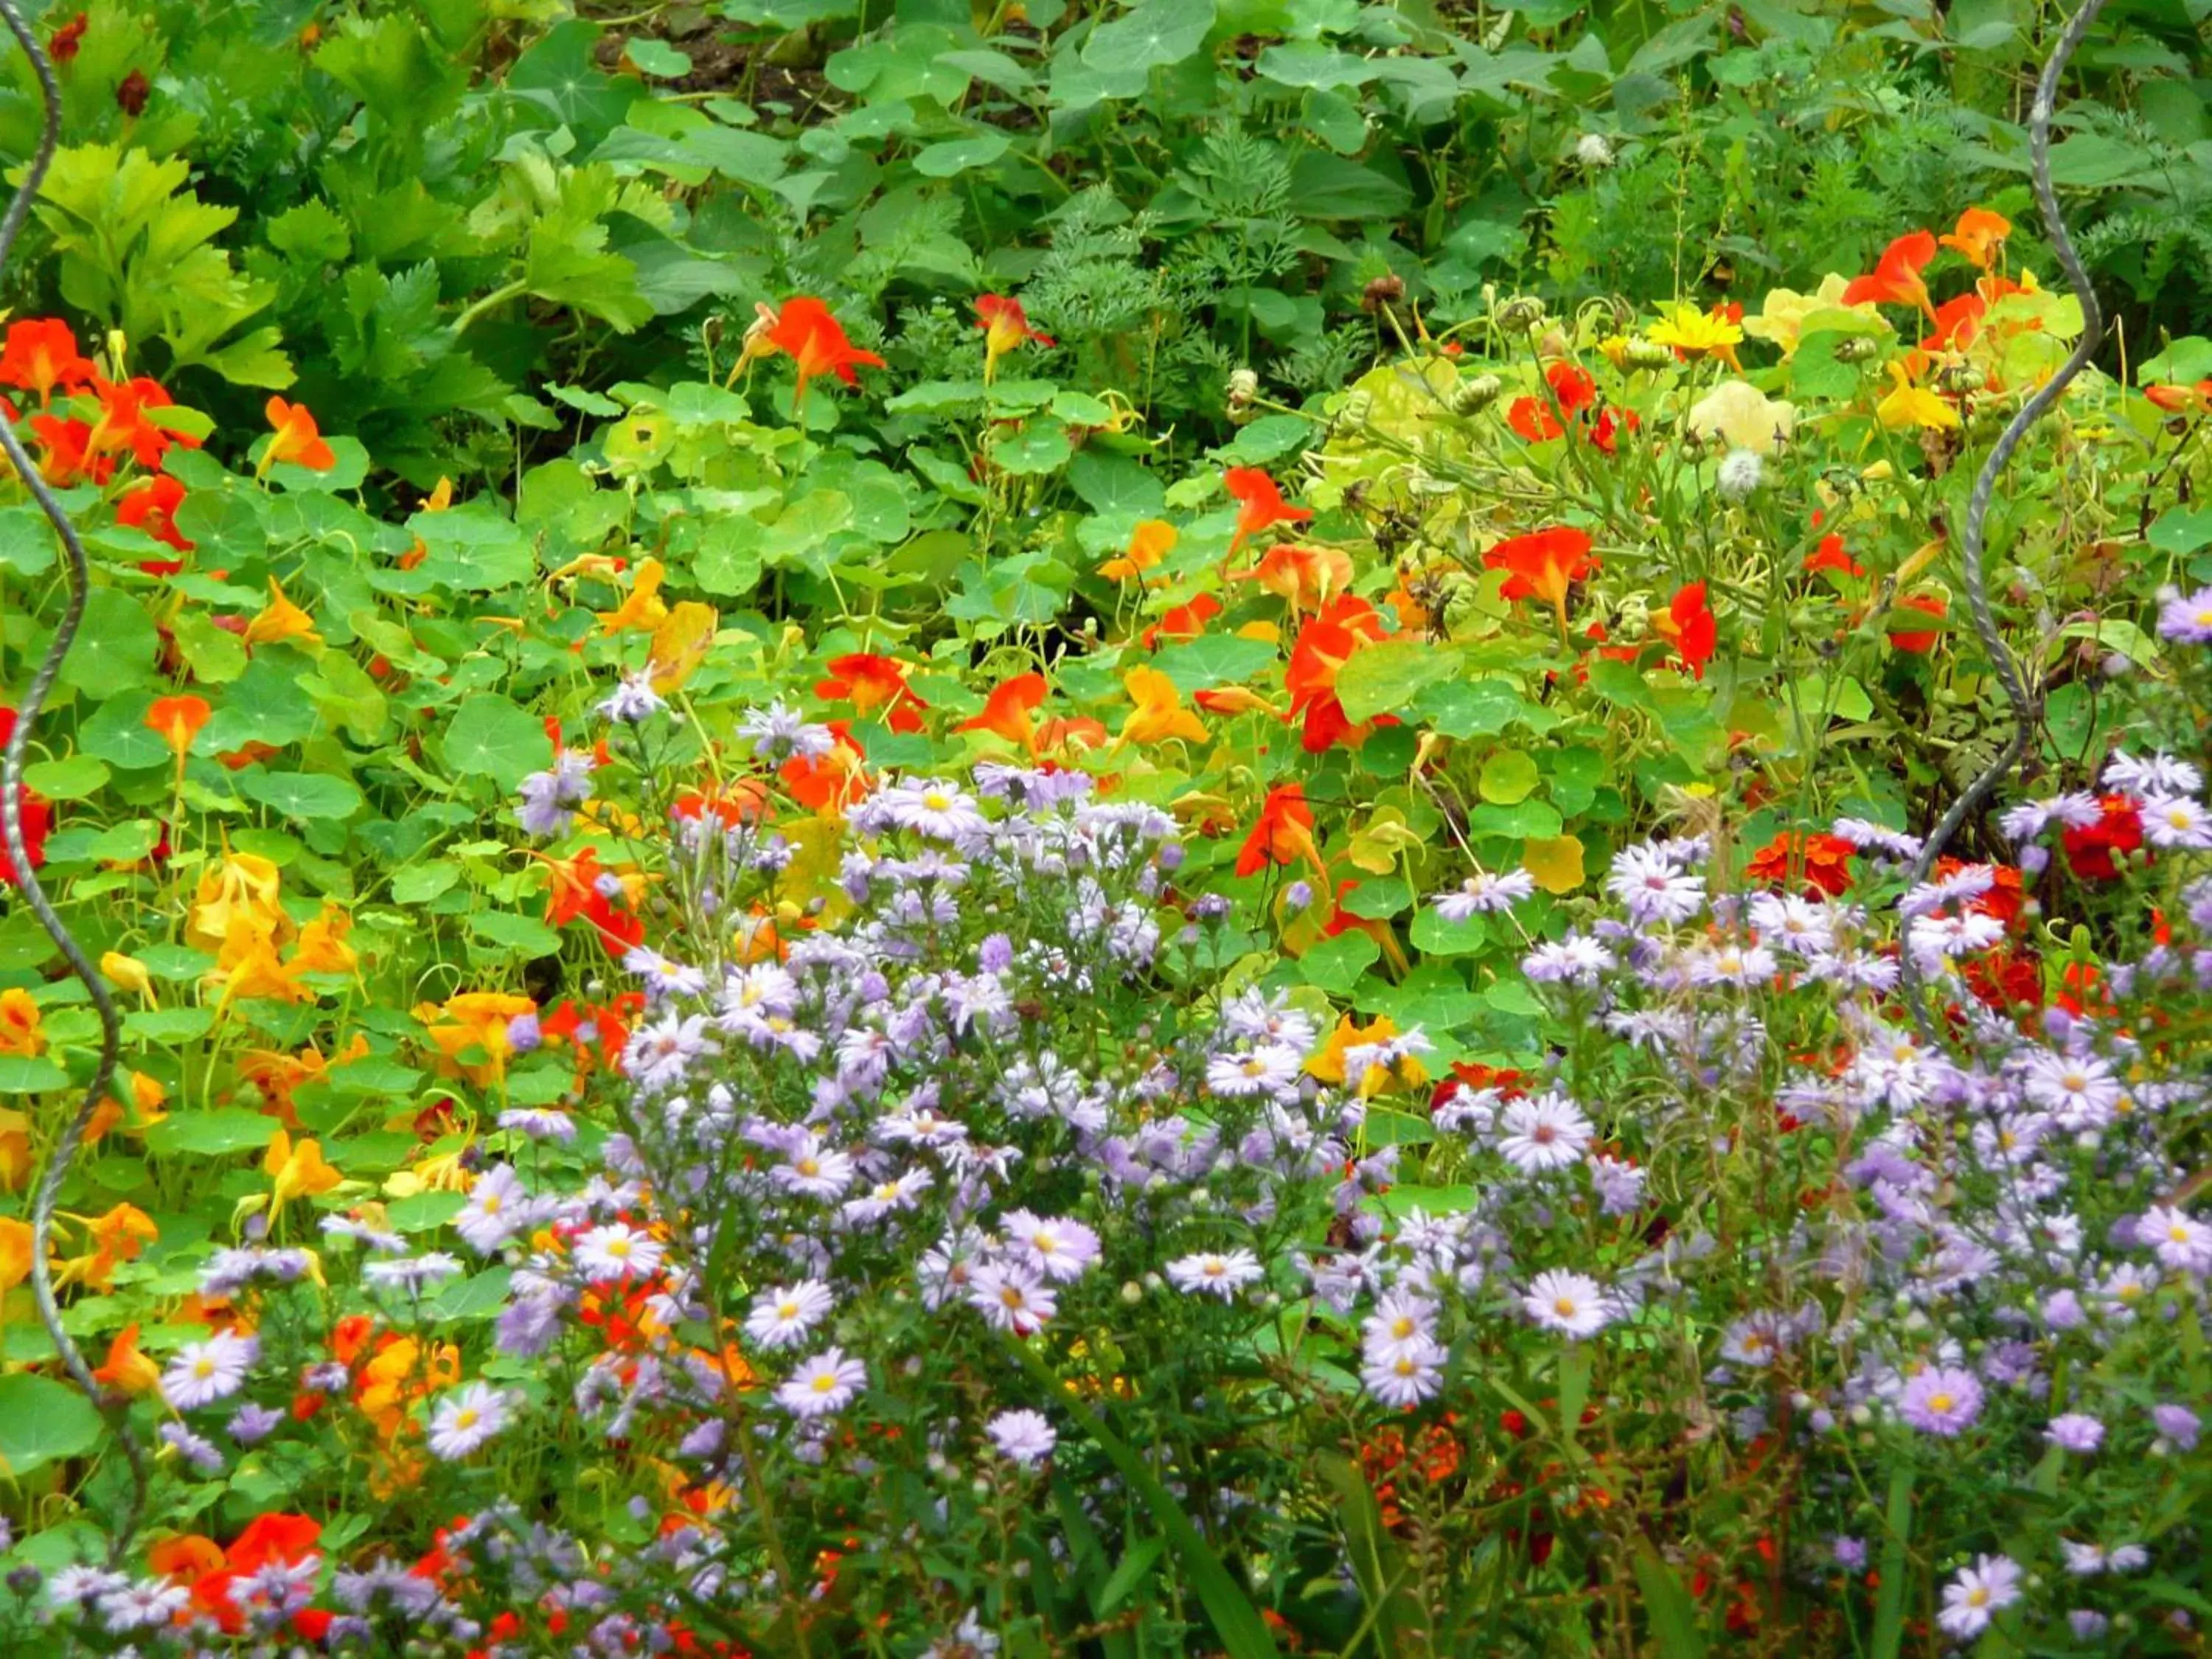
[797, 1158, 819, 1178]
[607, 1238, 631, 1259]
[454, 1408, 479, 1430]
[924, 792, 952, 812]
[1391, 1316, 1415, 1340]
[811, 1372, 836, 1394]
[1929, 1392, 1954, 1413]
[1554, 1297, 1577, 1318]
[777, 1301, 799, 1321]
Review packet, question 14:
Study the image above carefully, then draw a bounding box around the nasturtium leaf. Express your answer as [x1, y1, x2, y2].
[1084, 0, 1216, 75]
[1410, 906, 1490, 956]
[441, 694, 554, 793]
[386, 1190, 467, 1233]
[1066, 451, 1166, 515]
[0, 1055, 68, 1092]
[914, 133, 1012, 177]
[147, 1109, 277, 1155]
[238, 771, 365, 821]
[1301, 930, 1380, 994]
[0, 1374, 105, 1478]
[170, 610, 249, 684]
[2148, 508, 2212, 557]
[1335, 640, 1461, 723]
[1467, 799, 1562, 838]
[391, 863, 462, 905]
[0, 505, 58, 575]
[411, 507, 535, 591]
[81, 820, 159, 863]
[1147, 636, 1279, 692]
[1339, 876, 1412, 919]
[470, 912, 564, 956]
[21, 757, 110, 801]
[1521, 833, 1585, 893]
[429, 1267, 514, 1322]
[990, 421, 1074, 475]
[125, 1007, 217, 1043]
[622, 37, 692, 75]
[1413, 677, 1534, 738]
[199, 655, 321, 754]
[1477, 748, 1540, 805]
[1363, 1107, 1434, 1147]
[57, 588, 159, 692]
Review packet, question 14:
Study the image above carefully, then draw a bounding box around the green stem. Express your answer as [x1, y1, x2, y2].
[451, 278, 532, 337]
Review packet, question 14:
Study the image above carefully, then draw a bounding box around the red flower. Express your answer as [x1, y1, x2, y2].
[1804, 534, 1864, 580]
[1923, 291, 1987, 352]
[30, 414, 107, 486]
[1746, 831, 1856, 899]
[1223, 467, 1313, 557]
[975, 294, 1054, 380]
[764, 297, 886, 409]
[1482, 526, 1596, 641]
[116, 68, 150, 116]
[0, 318, 95, 403]
[1506, 395, 1562, 442]
[2061, 795, 2142, 882]
[49, 11, 86, 60]
[815, 653, 927, 733]
[1236, 783, 1324, 879]
[1842, 229, 1939, 323]
[956, 672, 1046, 753]
[1887, 592, 1947, 653]
[1285, 594, 1391, 753]
[1588, 404, 1639, 456]
[1655, 581, 1717, 678]
[0, 784, 50, 888]
[116, 471, 192, 569]
[1141, 592, 1222, 650]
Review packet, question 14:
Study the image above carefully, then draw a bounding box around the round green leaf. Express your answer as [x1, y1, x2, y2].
[238, 769, 365, 821]
[1478, 748, 1540, 806]
[913, 133, 1012, 177]
[442, 694, 554, 793]
[0, 1374, 105, 1478]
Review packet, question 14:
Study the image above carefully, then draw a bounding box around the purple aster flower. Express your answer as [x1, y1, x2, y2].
[226, 1402, 286, 1446]
[1896, 1364, 1984, 1436]
[2152, 1402, 2201, 1453]
[2158, 586, 2212, 644]
[2044, 1412, 2104, 1453]
[984, 1408, 1057, 1468]
[1937, 1554, 2020, 1640]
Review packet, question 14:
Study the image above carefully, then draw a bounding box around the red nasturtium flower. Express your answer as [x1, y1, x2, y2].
[974, 294, 1054, 382]
[1888, 591, 1947, 653]
[1235, 540, 1353, 616]
[1236, 783, 1326, 880]
[93, 374, 192, 470]
[145, 694, 212, 757]
[956, 672, 1046, 754]
[1804, 533, 1865, 579]
[262, 397, 335, 472]
[1843, 229, 1940, 325]
[49, 11, 86, 60]
[2062, 795, 2143, 882]
[1286, 594, 1391, 753]
[1651, 581, 1717, 678]
[764, 296, 886, 409]
[782, 719, 871, 814]
[1482, 526, 1596, 645]
[1223, 466, 1313, 559]
[1746, 831, 1857, 899]
[815, 653, 927, 733]
[1506, 361, 1598, 442]
[0, 318, 95, 404]
[1141, 592, 1221, 650]
[116, 471, 191, 570]
[2144, 379, 2212, 415]
[0, 710, 50, 890]
[1924, 291, 1987, 353]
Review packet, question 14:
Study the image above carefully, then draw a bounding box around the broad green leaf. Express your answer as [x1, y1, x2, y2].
[1151, 636, 1279, 692]
[0, 1374, 105, 1478]
[1477, 748, 1540, 804]
[21, 756, 111, 801]
[1082, 0, 1217, 76]
[147, 1109, 278, 1155]
[441, 694, 554, 793]
[1632, 1542, 1708, 1658]
[238, 770, 366, 821]
[913, 133, 1012, 177]
[0, 1055, 69, 1092]
[1336, 640, 1461, 723]
[57, 588, 159, 692]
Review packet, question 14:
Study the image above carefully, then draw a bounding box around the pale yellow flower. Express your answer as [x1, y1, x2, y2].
[1686, 380, 1798, 453]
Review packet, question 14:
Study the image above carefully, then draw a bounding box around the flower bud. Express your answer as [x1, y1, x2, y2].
[1832, 334, 1879, 363]
[1450, 374, 1503, 417]
[1935, 361, 1980, 394]
[1362, 274, 1405, 314]
[1121, 1279, 1144, 1304]
[1575, 133, 1614, 168]
[1227, 366, 1259, 410]
[1623, 336, 1674, 371]
[1493, 296, 1545, 334]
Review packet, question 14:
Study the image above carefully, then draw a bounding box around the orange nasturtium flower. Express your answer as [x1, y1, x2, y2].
[288, 903, 358, 978]
[816, 653, 928, 734]
[0, 318, 97, 404]
[975, 294, 1055, 383]
[1482, 526, 1598, 645]
[1236, 541, 1354, 616]
[956, 673, 1046, 754]
[243, 578, 324, 650]
[763, 297, 886, 411]
[1843, 230, 1941, 325]
[417, 991, 539, 1084]
[0, 1215, 32, 1292]
[1237, 784, 1328, 880]
[1888, 591, 1949, 654]
[188, 849, 287, 950]
[146, 694, 212, 758]
[1938, 207, 2011, 270]
[0, 987, 46, 1057]
[1650, 582, 1718, 680]
[1116, 665, 1207, 747]
[597, 556, 670, 634]
[2143, 379, 2212, 416]
[53, 1202, 159, 1290]
[1223, 467, 1314, 559]
[260, 397, 336, 474]
[92, 1323, 164, 1396]
[1099, 520, 1178, 583]
[265, 1129, 343, 1220]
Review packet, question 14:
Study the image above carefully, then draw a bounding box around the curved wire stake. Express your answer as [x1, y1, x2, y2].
[1896, 0, 2110, 1048]
[0, 0, 150, 1561]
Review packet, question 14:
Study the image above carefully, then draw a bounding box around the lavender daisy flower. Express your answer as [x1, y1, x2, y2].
[1497, 1093, 1593, 1174]
[2157, 585, 2212, 644]
[428, 1383, 514, 1460]
[161, 1329, 257, 1410]
[597, 667, 667, 723]
[999, 1211, 1102, 1283]
[967, 1261, 1059, 1332]
[743, 1281, 834, 1352]
[1435, 868, 1537, 921]
[2044, 1412, 2105, 1453]
[227, 1402, 286, 1446]
[2103, 750, 2202, 797]
[737, 702, 834, 761]
[2151, 1402, 2200, 1453]
[984, 1408, 1057, 1468]
[1164, 1250, 1263, 1300]
[158, 1421, 225, 1473]
[1937, 1554, 2020, 1640]
[498, 1106, 577, 1141]
[1522, 1270, 1613, 1338]
[1360, 1338, 1446, 1408]
[775, 1348, 866, 1418]
[364, 1253, 465, 1293]
[1896, 1364, 1983, 1436]
[573, 1222, 665, 1284]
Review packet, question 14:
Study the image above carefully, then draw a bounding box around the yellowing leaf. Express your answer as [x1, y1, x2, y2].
[1522, 833, 1585, 894]
[649, 601, 719, 694]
